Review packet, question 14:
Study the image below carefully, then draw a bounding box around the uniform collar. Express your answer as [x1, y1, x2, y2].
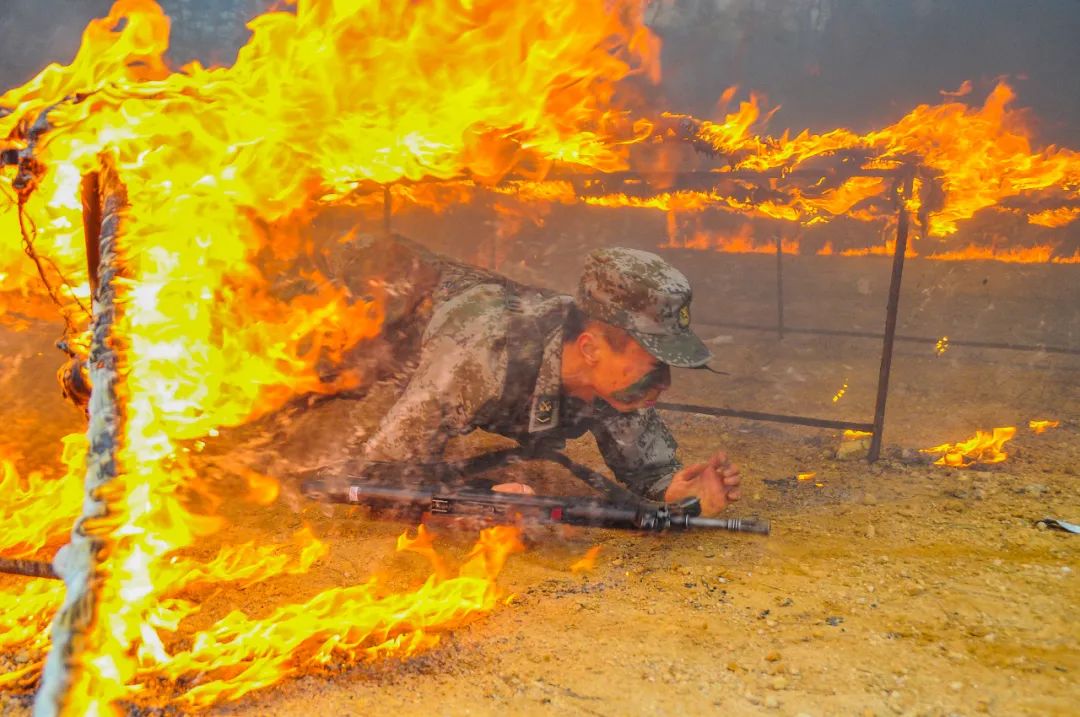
[527, 298, 572, 433]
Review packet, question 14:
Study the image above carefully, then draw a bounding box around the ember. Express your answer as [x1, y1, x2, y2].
[831, 380, 848, 403]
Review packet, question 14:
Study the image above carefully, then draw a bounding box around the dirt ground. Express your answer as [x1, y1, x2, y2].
[1, 252, 1077, 716]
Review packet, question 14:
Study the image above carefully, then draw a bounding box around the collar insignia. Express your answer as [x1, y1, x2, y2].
[535, 398, 554, 424]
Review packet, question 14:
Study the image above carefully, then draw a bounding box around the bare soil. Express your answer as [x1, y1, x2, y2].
[1, 253, 1077, 717]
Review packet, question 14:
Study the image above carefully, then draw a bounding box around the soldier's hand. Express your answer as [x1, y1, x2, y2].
[664, 450, 741, 517]
[492, 482, 536, 495]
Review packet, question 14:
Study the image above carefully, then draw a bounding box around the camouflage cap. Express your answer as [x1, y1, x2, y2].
[576, 247, 711, 368]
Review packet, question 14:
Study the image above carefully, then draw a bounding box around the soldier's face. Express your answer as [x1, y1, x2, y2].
[594, 336, 671, 411]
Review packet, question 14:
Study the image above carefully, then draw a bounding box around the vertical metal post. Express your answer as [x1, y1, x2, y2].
[36, 154, 127, 716]
[382, 184, 392, 235]
[775, 233, 785, 340]
[868, 171, 915, 462]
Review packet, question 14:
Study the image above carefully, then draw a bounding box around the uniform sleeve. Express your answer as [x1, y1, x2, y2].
[361, 286, 507, 463]
[590, 408, 681, 500]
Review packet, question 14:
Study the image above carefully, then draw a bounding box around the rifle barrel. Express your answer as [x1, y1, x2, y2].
[687, 516, 771, 535]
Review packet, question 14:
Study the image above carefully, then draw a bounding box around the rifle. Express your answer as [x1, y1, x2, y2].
[300, 478, 770, 535]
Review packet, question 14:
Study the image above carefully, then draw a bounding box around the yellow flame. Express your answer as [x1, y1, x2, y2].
[1027, 207, 1080, 228]
[2, 0, 1079, 709]
[674, 82, 1080, 238]
[921, 427, 1017, 468]
[1028, 419, 1059, 434]
[1, 0, 652, 709]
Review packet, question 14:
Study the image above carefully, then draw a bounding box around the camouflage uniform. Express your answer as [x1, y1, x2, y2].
[332, 235, 711, 501]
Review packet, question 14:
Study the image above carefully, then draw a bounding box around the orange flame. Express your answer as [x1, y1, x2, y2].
[673, 82, 1080, 238]
[661, 220, 798, 254]
[570, 545, 602, 573]
[1, 0, 1078, 709]
[1027, 207, 1080, 228]
[0, 0, 654, 709]
[1028, 419, 1059, 434]
[921, 427, 1017, 468]
[0, 437, 85, 689]
[0, 434, 85, 559]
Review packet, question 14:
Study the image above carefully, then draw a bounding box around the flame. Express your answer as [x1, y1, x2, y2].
[842, 430, 872, 440]
[138, 525, 524, 707]
[569, 545, 602, 573]
[390, 81, 1077, 264]
[1027, 207, 1080, 228]
[0, 580, 65, 690]
[0, 435, 86, 688]
[1028, 419, 1059, 434]
[796, 472, 816, 481]
[0, 0, 659, 322]
[660, 219, 798, 254]
[921, 426, 1017, 468]
[839, 238, 918, 258]
[673, 82, 1080, 238]
[0, 434, 85, 559]
[0, 0, 655, 709]
[935, 336, 949, 355]
[1, 0, 1079, 709]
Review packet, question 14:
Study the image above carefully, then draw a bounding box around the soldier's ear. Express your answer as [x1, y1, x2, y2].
[577, 331, 602, 366]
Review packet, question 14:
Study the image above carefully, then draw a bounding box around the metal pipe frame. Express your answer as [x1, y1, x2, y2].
[378, 163, 929, 461]
[696, 322, 1080, 357]
[35, 154, 128, 716]
[868, 173, 915, 462]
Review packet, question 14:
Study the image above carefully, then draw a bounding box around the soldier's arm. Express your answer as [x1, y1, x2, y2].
[590, 408, 681, 500]
[361, 286, 507, 464]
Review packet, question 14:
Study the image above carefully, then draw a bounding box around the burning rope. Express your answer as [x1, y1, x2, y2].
[2, 101, 92, 335]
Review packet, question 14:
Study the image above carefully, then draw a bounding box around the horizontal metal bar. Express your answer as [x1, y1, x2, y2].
[705, 322, 1080, 357]
[553, 167, 909, 185]
[346, 165, 913, 195]
[656, 402, 875, 432]
[0, 556, 58, 580]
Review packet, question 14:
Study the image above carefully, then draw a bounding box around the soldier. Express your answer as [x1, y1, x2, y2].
[329, 234, 741, 517]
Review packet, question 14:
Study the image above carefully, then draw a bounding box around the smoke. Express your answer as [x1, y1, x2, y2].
[0, 0, 275, 86]
[651, 0, 1080, 146]
[0, 0, 114, 87]
[3, 1, 1076, 146]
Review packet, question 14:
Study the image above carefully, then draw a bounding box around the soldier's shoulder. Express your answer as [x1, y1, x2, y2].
[425, 282, 512, 341]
